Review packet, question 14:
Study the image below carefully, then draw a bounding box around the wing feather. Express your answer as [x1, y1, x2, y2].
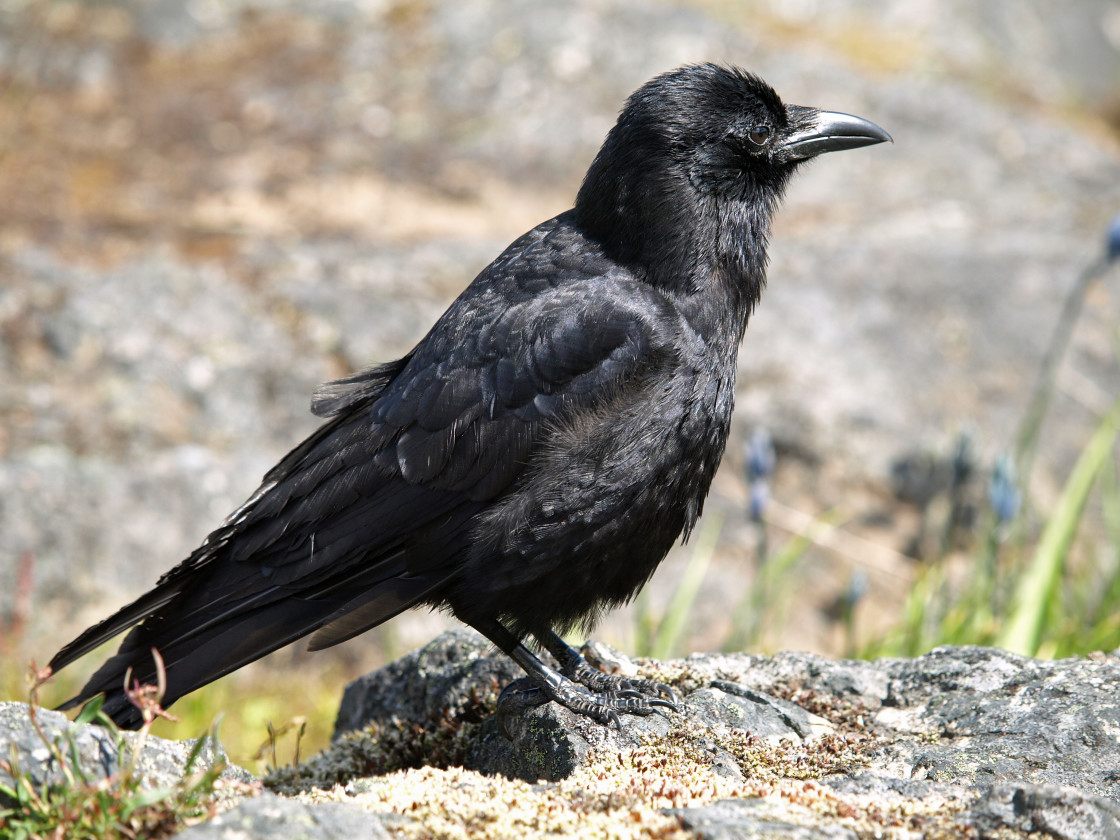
[52, 212, 686, 726]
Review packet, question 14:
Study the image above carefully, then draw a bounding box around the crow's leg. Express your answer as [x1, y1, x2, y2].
[470, 618, 675, 728]
[536, 629, 679, 706]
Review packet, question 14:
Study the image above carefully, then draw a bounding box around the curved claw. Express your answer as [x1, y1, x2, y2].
[611, 689, 645, 700]
[628, 679, 678, 703]
[506, 631, 685, 727]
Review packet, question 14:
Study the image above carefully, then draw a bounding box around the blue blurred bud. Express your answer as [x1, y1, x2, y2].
[988, 455, 1021, 524]
[1109, 215, 1120, 263]
[843, 568, 870, 609]
[745, 428, 776, 482]
[749, 480, 770, 522]
[745, 428, 776, 522]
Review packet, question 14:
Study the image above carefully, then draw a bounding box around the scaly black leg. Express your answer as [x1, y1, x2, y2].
[537, 629, 679, 707]
[469, 618, 676, 728]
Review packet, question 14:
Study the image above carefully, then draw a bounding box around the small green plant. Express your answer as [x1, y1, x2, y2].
[996, 392, 1120, 655]
[866, 216, 1120, 660]
[254, 715, 308, 771]
[722, 514, 823, 654]
[636, 512, 724, 660]
[0, 655, 240, 840]
[866, 400, 1120, 660]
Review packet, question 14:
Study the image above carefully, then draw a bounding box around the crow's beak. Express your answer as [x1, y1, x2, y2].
[780, 108, 892, 161]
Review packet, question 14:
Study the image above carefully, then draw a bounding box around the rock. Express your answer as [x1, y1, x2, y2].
[9, 636, 1120, 837]
[968, 784, 1120, 840]
[333, 628, 521, 737]
[669, 798, 859, 839]
[327, 634, 1120, 801]
[271, 633, 1120, 837]
[0, 701, 252, 804]
[174, 792, 392, 840]
[672, 779, 1120, 838]
[700, 683, 833, 741]
[469, 701, 598, 783]
[872, 646, 1120, 798]
[332, 631, 812, 783]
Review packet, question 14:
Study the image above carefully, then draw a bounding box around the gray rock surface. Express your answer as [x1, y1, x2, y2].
[333, 627, 522, 737]
[0, 701, 252, 802]
[174, 793, 391, 840]
[8, 633, 1120, 837]
[968, 784, 1120, 840]
[333, 631, 829, 783]
[356, 636, 1120, 797]
[315, 630, 1120, 836]
[467, 679, 830, 784]
[873, 647, 1120, 798]
[669, 798, 858, 840]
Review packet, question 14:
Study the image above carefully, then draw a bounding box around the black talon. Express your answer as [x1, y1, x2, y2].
[481, 621, 682, 726]
[613, 689, 645, 700]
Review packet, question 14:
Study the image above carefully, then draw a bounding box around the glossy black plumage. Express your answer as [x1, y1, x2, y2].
[49, 64, 889, 728]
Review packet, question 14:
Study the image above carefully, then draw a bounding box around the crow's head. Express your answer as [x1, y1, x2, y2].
[576, 64, 889, 301]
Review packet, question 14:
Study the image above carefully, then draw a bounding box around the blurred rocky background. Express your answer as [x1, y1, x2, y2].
[1, 0, 1119, 761]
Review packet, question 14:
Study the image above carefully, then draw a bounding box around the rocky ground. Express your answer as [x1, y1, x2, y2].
[2, 0, 1120, 760]
[6, 631, 1120, 838]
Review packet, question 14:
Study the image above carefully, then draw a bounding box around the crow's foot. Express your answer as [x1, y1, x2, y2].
[473, 618, 679, 729]
[497, 667, 675, 729]
[540, 631, 678, 709]
[562, 655, 679, 707]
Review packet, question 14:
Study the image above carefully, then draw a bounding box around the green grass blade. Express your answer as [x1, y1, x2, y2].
[723, 508, 841, 654]
[649, 512, 723, 660]
[122, 786, 174, 814]
[761, 524, 815, 585]
[73, 695, 106, 727]
[996, 390, 1120, 656]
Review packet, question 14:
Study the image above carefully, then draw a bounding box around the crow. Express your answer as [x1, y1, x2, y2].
[49, 64, 890, 728]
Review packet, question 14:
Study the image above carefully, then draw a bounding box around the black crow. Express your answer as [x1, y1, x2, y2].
[49, 64, 890, 728]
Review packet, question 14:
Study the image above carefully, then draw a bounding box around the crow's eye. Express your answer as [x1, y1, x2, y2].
[748, 126, 771, 146]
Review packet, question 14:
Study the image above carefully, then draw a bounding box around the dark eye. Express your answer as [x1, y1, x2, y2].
[748, 125, 771, 146]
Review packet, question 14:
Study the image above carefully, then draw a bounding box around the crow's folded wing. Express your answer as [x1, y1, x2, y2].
[51, 222, 684, 723]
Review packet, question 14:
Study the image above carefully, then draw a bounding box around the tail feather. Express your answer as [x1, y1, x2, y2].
[307, 573, 447, 651]
[59, 566, 450, 728]
[62, 599, 342, 728]
[49, 393, 482, 729]
[48, 582, 187, 675]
